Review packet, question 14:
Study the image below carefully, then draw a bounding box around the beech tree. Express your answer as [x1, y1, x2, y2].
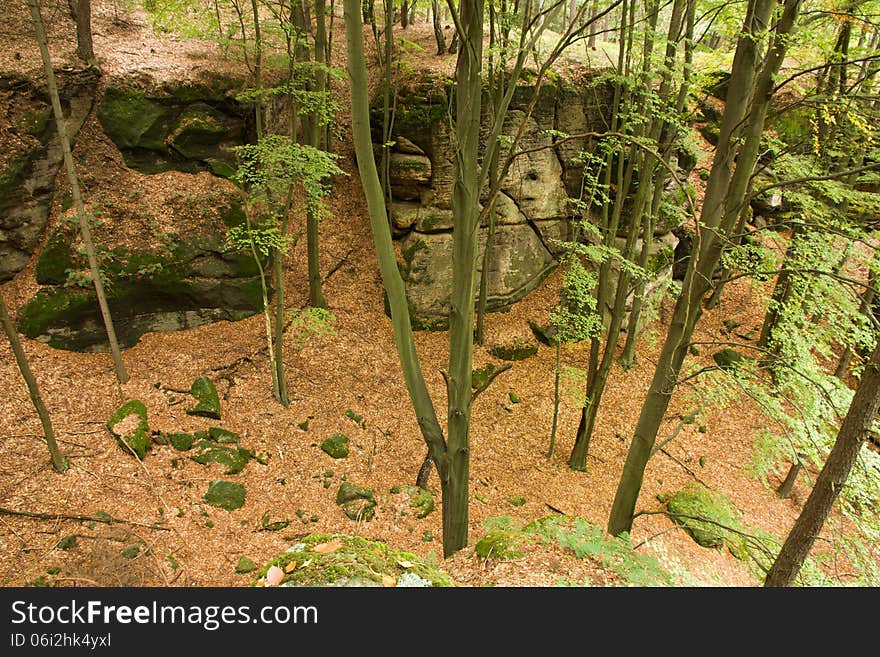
[765, 340, 880, 586]
[67, 0, 98, 67]
[0, 293, 67, 473]
[608, 0, 803, 536]
[28, 0, 129, 385]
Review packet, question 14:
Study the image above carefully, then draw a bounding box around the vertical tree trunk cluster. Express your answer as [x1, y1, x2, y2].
[608, 0, 803, 536]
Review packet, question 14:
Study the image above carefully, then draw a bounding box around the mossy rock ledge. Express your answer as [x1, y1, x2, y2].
[255, 534, 455, 587]
[20, 221, 267, 352]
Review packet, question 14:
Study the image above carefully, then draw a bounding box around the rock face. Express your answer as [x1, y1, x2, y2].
[97, 77, 248, 178]
[17, 185, 266, 352]
[0, 69, 99, 281]
[373, 72, 681, 326]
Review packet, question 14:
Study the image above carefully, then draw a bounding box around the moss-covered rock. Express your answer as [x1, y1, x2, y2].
[490, 338, 539, 361]
[166, 432, 195, 451]
[528, 320, 557, 346]
[204, 480, 246, 511]
[666, 483, 748, 559]
[35, 227, 77, 285]
[336, 482, 376, 521]
[187, 376, 221, 419]
[321, 433, 350, 459]
[404, 486, 435, 518]
[107, 400, 151, 460]
[190, 440, 251, 475]
[255, 533, 455, 587]
[474, 529, 523, 560]
[713, 348, 744, 371]
[98, 87, 171, 151]
[207, 426, 238, 443]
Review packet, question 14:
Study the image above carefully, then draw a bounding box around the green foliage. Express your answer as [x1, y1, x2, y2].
[525, 516, 673, 587]
[288, 307, 336, 349]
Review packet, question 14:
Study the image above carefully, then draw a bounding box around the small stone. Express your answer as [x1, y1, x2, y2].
[167, 432, 195, 451]
[204, 480, 246, 511]
[321, 433, 350, 459]
[187, 376, 221, 419]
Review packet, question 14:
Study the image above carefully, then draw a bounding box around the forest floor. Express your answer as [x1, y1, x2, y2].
[0, 1, 861, 587]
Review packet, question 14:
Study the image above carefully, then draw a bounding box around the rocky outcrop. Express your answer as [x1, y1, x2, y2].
[18, 188, 266, 352]
[97, 75, 248, 178]
[374, 72, 681, 326]
[0, 69, 99, 281]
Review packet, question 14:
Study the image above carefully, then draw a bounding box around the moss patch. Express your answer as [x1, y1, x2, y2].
[204, 480, 246, 511]
[35, 227, 77, 285]
[474, 529, 523, 560]
[166, 432, 195, 451]
[402, 486, 435, 518]
[490, 338, 539, 361]
[321, 433, 350, 459]
[336, 483, 376, 521]
[107, 400, 150, 460]
[255, 533, 455, 587]
[187, 376, 221, 419]
[666, 483, 748, 559]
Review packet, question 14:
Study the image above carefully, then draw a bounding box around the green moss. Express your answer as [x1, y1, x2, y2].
[646, 242, 675, 274]
[475, 529, 523, 560]
[98, 87, 169, 150]
[35, 227, 78, 285]
[219, 198, 247, 228]
[167, 432, 195, 451]
[0, 151, 38, 202]
[255, 533, 455, 587]
[666, 483, 748, 559]
[509, 496, 526, 507]
[19, 107, 52, 137]
[187, 376, 221, 419]
[490, 338, 539, 361]
[56, 535, 77, 550]
[524, 515, 673, 586]
[713, 348, 744, 371]
[208, 427, 239, 443]
[404, 486, 435, 518]
[107, 400, 151, 460]
[204, 480, 246, 511]
[235, 557, 257, 574]
[336, 483, 376, 521]
[321, 433, 350, 459]
[190, 440, 251, 474]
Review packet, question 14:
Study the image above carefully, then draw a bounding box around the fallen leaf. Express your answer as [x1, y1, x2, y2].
[299, 559, 312, 569]
[381, 575, 397, 587]
[397, 560, 413, 568]
[266, 565, 284, 586]
[284, 561, 297, 573]
[312, 539, 343, 554]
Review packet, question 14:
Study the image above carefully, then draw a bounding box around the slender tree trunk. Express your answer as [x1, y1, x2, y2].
[67, 0, 97, 67]
[432, 0, 446, 53]
[0, 293, 68, 473]
[28, 0, 128, 385]
[443, 0, 484, 556]
[776, 453, 805, 499]
[344, 0, 449, 542]
[547, 340, 561, 458]
[308, 0, 329, 309]
[608, 0, 800, 536]
[765, 341, 880, 586]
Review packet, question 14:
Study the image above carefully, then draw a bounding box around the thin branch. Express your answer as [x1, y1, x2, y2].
[471, 363, 513, 401]
[0, 507, 171, 531]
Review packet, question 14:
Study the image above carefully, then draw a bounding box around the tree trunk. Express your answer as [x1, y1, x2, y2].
[776, 454, 805, 499]
[765, 341, 880, 586]
[344, 0, 449, 541]
[67, 0, 97, 67]
[431, 0, 446, 53]
[607, 0, 800, 536]
[443, 0, 484, 557]
[0, 293, 68, 473]
[28, 0, 128, 385]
